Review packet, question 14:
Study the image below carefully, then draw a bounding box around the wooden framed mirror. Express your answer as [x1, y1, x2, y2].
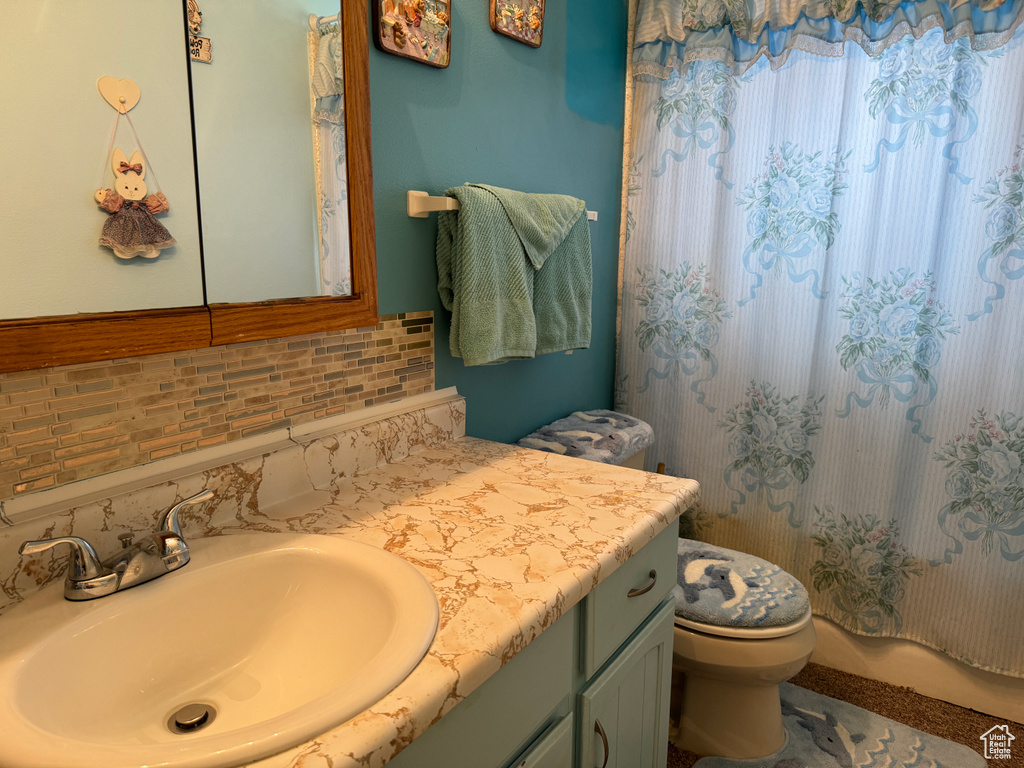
[0, 0, 376, 374]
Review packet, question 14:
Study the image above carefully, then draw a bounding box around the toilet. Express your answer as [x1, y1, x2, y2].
[517, 414, 814, 758]
[670, 539, 816, 759]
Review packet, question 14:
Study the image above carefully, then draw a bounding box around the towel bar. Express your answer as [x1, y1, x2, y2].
[407, 190, 598, 221]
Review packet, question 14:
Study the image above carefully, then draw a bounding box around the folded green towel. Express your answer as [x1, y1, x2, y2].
[436, 184, 592, 366]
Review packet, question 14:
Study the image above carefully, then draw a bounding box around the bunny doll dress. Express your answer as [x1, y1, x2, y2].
[98, 191, 175, 259]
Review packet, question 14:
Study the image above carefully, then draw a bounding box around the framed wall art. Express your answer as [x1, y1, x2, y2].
[490, 0, 544, 47]
[373, 0, 451, 68]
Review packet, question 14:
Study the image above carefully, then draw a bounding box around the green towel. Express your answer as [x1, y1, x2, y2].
[436, 184, 592, 366]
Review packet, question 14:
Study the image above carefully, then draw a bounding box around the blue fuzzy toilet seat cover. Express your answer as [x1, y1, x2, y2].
[674, 539, 809, 629]
[517, 410, 654, 466]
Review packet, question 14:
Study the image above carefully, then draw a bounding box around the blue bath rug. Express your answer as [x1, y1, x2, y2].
[694, 683, 986, 768]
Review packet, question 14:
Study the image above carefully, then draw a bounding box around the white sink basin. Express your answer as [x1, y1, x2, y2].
[0, 532, 439, 768]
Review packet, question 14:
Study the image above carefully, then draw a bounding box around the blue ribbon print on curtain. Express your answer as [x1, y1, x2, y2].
[834, 270, 959, 442]
[652, 62, 739, 187]
[632, 264, 731, 411]
[719, 382, 823, 526]
[863, 30, 997, 184]
[737, 144, 850, 305]
[969, 139, 1024, 320]
[810, 507, 923, 634]
[933, 411, 1024, 564]
[621, 0, 1024, 675]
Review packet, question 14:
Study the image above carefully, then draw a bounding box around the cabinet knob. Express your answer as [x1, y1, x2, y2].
[626, 569, 657, 598]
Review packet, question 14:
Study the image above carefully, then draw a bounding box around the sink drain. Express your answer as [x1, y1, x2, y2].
[167, 703, 217, 734]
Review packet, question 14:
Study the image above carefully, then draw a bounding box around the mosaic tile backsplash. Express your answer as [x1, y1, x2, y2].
[0, 313, 434, 500]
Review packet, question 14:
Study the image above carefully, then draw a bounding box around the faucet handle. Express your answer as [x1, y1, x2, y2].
[19, 536, 106, 581]
[160, 489, 214, 536]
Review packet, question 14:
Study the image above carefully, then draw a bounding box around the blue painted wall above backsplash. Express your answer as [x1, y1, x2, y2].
[369, 0, 628, 443]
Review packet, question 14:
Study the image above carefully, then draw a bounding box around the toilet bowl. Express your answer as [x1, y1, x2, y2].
[670, 540, 816, 759]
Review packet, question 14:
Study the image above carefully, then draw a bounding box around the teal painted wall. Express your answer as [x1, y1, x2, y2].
[369, 0, 628, 442]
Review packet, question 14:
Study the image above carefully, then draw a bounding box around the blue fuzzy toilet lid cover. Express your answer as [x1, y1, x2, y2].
[674, 539, 809, 629]
[517, 409, 654, 466]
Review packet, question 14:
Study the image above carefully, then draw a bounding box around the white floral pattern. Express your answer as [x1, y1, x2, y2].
[864, 28, 997, 184]
[621, 16, 1024, 675]
[719, 381, 823, 525]
[811, 506, 922, 634]
[624, 154, 643, 243]
[933, 411, 1024, 563]
[835, 270, 959, 441]
[653, 61, 739, 186]
[737, 142, 850, 304]
[633, 263, 731, 410]
[969, 138, 1024, 319]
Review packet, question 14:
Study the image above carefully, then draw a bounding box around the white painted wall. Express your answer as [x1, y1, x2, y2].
[0, 1, 203, 319]
[191, 0, 337, 304]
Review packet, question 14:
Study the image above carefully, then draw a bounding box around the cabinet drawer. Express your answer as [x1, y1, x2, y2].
[507, 713, 572, 768]
[582, 524, 677, 679]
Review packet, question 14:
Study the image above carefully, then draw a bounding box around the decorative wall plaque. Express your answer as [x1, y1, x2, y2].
[373, 0, 451, 68]
[490, 0, 544, 47]
[187, 0, 213, 63]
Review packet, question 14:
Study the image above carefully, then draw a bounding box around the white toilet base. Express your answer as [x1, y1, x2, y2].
[670, 620, 816, 759]
[674, 674, 785, 758]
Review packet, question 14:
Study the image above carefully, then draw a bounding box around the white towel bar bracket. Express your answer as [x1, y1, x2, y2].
[407, 190, 597, 221]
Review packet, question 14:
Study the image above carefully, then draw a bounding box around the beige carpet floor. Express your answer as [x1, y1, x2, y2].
[667, 662, 1023, 768]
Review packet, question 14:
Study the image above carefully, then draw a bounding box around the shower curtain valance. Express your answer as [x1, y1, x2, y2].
[633, 0, 1023, 73]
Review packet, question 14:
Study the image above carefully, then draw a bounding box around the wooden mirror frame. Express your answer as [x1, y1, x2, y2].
[0, 0, 376, 374]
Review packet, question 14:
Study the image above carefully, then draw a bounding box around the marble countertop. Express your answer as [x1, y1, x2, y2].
[240, 436, 700, 768]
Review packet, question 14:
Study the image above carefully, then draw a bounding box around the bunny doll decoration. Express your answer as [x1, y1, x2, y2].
[95, 148, 175, 259]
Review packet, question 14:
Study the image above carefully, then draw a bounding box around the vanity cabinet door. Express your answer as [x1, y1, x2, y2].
[509, 714, 573, 768]
[576, 600, 674, 768]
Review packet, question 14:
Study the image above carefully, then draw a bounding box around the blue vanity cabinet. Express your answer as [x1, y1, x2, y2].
[574, 524, 677, 768]
[510, 714, 575, 767]
[576, 601, 674, 768]
[385, 524, 679, 768]
[386, 609, 577, 768]
[579, 523, 678, 680]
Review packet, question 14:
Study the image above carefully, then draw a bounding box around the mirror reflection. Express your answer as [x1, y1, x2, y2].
[189, 0, 351, 303]
[0, 1, 203, 321]
[0, 0, 353, 325]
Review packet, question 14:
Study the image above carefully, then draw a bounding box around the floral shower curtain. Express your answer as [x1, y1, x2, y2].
[310, 24, 352, 297]
[617, 0, 1024, 675]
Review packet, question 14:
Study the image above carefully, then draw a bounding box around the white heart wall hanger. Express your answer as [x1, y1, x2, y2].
[97, 77, 141, 114]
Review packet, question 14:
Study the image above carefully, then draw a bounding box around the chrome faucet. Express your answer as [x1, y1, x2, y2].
[19, 490, 214, 601]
